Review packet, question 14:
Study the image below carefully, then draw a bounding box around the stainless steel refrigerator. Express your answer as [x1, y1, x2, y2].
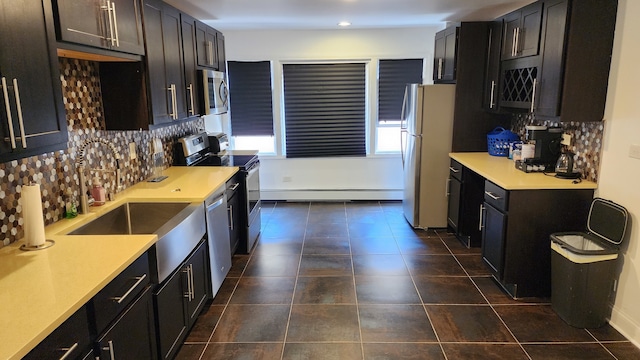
[401, 84, 456, 228]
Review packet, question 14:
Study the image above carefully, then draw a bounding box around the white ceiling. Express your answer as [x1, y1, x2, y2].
[164, 0, 536, 31]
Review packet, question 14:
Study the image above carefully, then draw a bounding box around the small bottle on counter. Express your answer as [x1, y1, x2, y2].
[91, 176, 106, 206]
[65, 188, 78, 218]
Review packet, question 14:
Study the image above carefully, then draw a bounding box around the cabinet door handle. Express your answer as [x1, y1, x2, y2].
[530, 78, 537, 113]
[102, 340, 116, 360]
[168, 84, 177, 119]
[479, 204, 485, 231]
[484, 191, 501, 200]
[514, 27, 520, 55]
[190, 264, 195, 301]
[110, 274, 147, 304]
[489, 80, 496, 109]
[173, 84, 179, 119]
[229, 182, 240, 191]
[437, 58, 443, 79]
[511, 28, 517, 56]
[183, 265, 194, 300]
[12, 79, 26, 148]
[105, 1, 116, 46]
[58, 342, 79, 360]
[449, 167, 460, 173]
[1, 77, 17, 149]
[187, 84, 195, 116]
[228, 204, 234, 230]
[208, 40, 215, 66]
[111, 1, 120, 47]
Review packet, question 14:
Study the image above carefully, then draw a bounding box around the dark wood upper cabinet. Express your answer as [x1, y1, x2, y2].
[216, 30, 226, 71]
[433, 26, 458, 83]
[181, 13, 201, 117]
[195, 20, 219, 70]
[535, 0, 617, 122]
[483, 20, 503, 112]
[501, 1, 542, 60]
[52, 0, 145, 55]
[142, 0, 187, 125]
[0, 0, 68, 163]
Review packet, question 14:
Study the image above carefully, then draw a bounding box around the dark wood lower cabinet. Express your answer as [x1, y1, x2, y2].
[96, 285, 157, 360]
[481, 202, 506, 275]
[23, 306, 92, 360]
[447, 176, 461, 232]
[447, 161, 484, 248]
[154, 240, 209, 359]
[481, 180, 593, 298]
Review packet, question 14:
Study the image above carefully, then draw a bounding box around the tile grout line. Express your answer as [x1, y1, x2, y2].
[279, 201, 310, 360]
[440, 234, 534, 360]
[347, 201, 366, 360]
[386, 214, 449, 360]
[200, 202, 277, 359]
[586, 328, 622, 360]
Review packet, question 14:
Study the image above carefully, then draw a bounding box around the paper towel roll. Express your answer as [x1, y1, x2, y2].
[22, 183, 46, 247]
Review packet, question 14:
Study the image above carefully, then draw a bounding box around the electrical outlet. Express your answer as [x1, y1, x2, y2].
[282, 176, 292, 183]
[561, 133, 573, 146]
[629, 144, 640, 159]
[129, 142, 137, 160]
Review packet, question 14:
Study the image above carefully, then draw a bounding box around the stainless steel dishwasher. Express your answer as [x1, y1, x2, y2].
[205, 187, 232, 297]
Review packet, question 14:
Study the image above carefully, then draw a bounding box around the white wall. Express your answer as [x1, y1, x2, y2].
[223, 27, 442, 200]
[599, 0, 640, 346]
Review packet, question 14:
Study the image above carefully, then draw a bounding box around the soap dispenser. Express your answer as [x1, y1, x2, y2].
[64, 188, 78, 218]
[91, 176, 106, 206]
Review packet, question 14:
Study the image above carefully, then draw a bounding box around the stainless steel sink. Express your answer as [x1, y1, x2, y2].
[67, 202, 206, 283]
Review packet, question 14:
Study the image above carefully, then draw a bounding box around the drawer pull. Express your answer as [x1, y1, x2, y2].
[102, 340, 116, 360]
[58, 342, 78, 360]
[485, 191, 502, 200]
[449, 167, 460, 173]
[229, 182, 240, 191]
[479, 204, 485, 231]
[110, 274, 147, 304]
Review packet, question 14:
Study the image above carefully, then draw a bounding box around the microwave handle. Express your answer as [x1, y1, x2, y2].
[219, 80, 229, 107]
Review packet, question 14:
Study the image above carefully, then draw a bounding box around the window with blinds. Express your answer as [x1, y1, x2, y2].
[283, 63, 366, 158]
[227, 61, 274, 136]
[378, 59, 424, 122]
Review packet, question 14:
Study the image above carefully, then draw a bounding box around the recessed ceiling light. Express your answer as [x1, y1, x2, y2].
[338, 21, 351, 27]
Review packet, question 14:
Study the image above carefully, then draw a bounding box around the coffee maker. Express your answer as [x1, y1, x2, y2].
[516, 126, 563, 172]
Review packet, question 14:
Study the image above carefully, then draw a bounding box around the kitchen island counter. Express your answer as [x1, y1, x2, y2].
[0, 166, 238, 360]
[450, 152, 597, 190]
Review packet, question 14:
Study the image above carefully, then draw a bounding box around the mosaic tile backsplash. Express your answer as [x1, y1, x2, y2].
[0, 58, 203, 247]
[512, 113, 604, 183]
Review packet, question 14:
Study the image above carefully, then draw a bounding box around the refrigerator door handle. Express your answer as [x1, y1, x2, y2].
[400, 129, 407, 168]
[400, 86, 408, 130]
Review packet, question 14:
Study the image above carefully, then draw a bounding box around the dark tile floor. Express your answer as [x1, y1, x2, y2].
[176, 201, 640, 360]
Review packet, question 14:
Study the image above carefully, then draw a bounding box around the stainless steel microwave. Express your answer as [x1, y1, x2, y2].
[200, 70, 228, 115]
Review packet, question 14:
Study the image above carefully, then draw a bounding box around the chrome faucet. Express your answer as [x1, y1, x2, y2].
[76, 138, 121, 214]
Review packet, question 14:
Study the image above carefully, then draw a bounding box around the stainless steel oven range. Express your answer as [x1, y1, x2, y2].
[176, 133, 261, 254]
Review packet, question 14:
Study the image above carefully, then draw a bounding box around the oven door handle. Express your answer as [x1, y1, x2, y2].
[246, 161, 260, 176]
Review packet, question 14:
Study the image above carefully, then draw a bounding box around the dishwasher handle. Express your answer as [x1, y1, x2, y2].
[206, 194, 225, 210]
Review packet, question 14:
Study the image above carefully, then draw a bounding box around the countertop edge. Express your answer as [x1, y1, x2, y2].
[450, 152, 598, 190]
